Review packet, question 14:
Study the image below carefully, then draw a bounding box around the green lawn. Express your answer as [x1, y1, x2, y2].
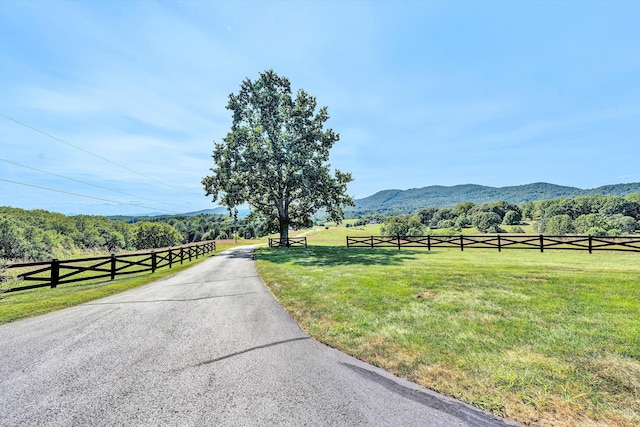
[255, 228, 640, 426]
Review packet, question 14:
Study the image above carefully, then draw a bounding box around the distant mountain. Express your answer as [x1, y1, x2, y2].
[181, 207, 251, 218]
[108, 207, 250, 222]
[347, 182, 640, 215]
[181, 207, 229, 216]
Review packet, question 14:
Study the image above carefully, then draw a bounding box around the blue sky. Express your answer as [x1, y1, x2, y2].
[1, 0, 639, 215]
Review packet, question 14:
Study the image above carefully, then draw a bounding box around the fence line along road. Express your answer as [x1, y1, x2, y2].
[1, 240, 216, 293]
[346, 235, 640, 253]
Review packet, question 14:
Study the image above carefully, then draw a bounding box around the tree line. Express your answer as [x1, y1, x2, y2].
[378, 193, 640, 237]
[0, 207, 266, 261]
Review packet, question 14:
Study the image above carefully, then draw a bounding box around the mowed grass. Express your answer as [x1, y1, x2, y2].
[255, 228, 640, 426]
[0, 240, 252, 325]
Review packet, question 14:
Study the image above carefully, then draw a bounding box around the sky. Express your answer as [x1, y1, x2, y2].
[1, 0, 639, 216]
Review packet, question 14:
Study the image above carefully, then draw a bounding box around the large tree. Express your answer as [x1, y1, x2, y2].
[202, 70, 353, 240]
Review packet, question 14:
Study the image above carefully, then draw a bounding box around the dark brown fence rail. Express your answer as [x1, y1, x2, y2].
[268, 237, 307, 248]
[346, 235, 640, 253]
[1, 241, 216, 293]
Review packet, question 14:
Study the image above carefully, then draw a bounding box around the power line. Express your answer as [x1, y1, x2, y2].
[0, 112, 183, 190]
[0, 157, 178, 207]
[0, 178, 180, 213]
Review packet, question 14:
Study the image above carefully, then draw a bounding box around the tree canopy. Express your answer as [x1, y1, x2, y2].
[202, 70, 353, 239]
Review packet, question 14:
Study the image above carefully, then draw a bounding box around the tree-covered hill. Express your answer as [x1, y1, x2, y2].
[347, 182, 640, 215]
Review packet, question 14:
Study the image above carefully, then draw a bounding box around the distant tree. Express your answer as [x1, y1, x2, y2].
[601, 196, 637, 217]
[406, 215, 424, 236]
[520, 202, 536, 220]
[381, 216, 409, 237]
[104, 231, 125, 252]
[406, 227, 423, 236]
[243, 225, 255, 239]
[202, 70, 353, 240]
[454, 215, 471, 229]
[416, 207, 438, 226]
[625, 192, 640, 205]
[487, 201, 520, 221]
[541, 198, 576, 219]
[607, 214, 638, 234]
[574, 195, 607, 217]
[544, 214, 576, 235]
[436, 219, 455, 229]
[0, 217, 25, 259]
[21, 226, 51, 260]
[429, 208, 455, 227]
[574, 214, 609, 235]
[502, 210, 522, 225]
[111, 221, 135, 250]
[133, 222, 184, 250]
[201, 229, 218, 241]
[471, 212, 502, 233]
[453, 202, 475, 217]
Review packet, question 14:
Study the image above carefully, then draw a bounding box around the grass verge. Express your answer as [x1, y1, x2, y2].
[255, 244, 640, 426]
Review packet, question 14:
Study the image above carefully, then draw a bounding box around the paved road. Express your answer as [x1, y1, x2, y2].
[0, 246, 517, 426]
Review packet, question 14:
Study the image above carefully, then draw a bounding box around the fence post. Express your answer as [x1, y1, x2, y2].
[169, 249, 173, 268]
[539, 235, 544, 253]
[151, 251, 157, 273]
[397, 235, 401, 250]
[110, 254, 116, 280]
[196, 244, 199, 259]
[427, 235, 431, 251]
[460, 235, 464, 251]
[189, 246, 192, 262]
[180, 247, 184, 265]
[498, 235, 502, 252]
[588, 235, 592, 254]
[370, 236, 374, 249]
[51, 259, 60, 288]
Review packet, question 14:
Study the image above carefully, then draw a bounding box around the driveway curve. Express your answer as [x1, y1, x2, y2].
[0, 246, 518, 426]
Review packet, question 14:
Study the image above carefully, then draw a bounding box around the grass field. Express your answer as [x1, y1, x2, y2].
[256, 226, 640, 426]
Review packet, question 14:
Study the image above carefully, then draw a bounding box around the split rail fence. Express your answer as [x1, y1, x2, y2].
[268, 237, 307, 248]
[1, 240, 216, 293]
[346, 235, 640, 253]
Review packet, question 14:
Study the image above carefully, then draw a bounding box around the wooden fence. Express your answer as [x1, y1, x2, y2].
[268, 237, 307, 248]
[1, 240, 216, 293]
[346, 235, 640, 253]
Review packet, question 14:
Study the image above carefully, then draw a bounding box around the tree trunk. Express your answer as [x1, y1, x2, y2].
[279, 220, 289, 241]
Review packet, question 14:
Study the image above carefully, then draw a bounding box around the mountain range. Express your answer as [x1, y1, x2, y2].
[347, 182, 640, 215]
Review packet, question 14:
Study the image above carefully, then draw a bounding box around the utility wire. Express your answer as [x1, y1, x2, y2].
[0, 157, 177, 207]
[0, 113, 183, 190]
[0, 178, 180, 213]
